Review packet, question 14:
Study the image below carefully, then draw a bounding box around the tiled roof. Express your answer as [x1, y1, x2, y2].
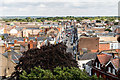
[111, 58, 119, 70]
[97, 54, 112, 65]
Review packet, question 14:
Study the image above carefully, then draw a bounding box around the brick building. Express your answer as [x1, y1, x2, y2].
[78, 37, 99, 54]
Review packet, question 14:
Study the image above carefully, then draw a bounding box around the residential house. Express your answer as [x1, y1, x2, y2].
[92, 53, 120, 80]
[0, 48, 22, 79]
[78, 53, 97, 76]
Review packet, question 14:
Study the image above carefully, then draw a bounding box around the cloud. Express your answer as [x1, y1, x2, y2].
[0, 0, 119, 16]
[39, 4, 46, 8]
[3, 0, 119, 3]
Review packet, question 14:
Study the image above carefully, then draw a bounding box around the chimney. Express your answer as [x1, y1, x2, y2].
[85, 24, 87, 30]
[6, 49, 12, 76]
[35, 37, 38, 47]
[25, 38, 28, 51]
[29, 39, 33, 49]
[23, 38, 26, 42]
[0, 44, 5, 54]
[14, 39, 17, 44]
[4, 25, 7, 34]
[75, 52, 78, 61]
[7, 49, 12, 60]
[35, 37, 37, 42]
[14, 44, 20, 53]
[37, 34, 39, 37]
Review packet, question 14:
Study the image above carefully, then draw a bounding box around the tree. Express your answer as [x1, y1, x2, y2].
[1, 36, 4, 40]
[96, 20, 101, 23]
[105, 29, 112, 32]
[114, 22, 119, 25]
[19, 66, 54, 80]
[19, 66, 101, 80]
[26, 17, 32, 22]
[10, 43, 78, 79]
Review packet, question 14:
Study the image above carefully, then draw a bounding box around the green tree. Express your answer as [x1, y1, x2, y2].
[26, 17, 32, 22]
[105, 29, 112, 32]
[1, 36, 4, 40]
[19, 66, 102, 80]
[19, 66, 54, 80]
[114, 22, 119, 25]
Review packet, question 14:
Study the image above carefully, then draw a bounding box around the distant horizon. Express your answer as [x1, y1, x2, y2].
[0, 15, 119, 17]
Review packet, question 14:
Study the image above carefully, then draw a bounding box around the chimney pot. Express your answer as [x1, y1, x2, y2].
[29, 39, 34, 49]
[14, 39, 17, 44]
[24, 38, 25, 42]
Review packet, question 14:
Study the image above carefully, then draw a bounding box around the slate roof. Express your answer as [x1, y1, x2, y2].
[79, 53, 97, 60]
[2, 50, 22, 64]
[86, 60, 93, 66]
[26, 27, 39, 29]
[7, 37, 24, 42]
[29, 37, 44, 41]
[15, 27, 24, 31]
[9, 37, 53, 42]
[96, 32, 116, 36]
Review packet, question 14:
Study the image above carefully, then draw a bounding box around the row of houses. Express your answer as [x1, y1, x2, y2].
[75, 19, 120, 80]
[0, 21, 64, 79]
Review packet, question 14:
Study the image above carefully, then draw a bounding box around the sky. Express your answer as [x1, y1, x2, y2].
[0, 0, 119, 16]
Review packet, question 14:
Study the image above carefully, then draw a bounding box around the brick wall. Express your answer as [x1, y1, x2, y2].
[99, 43, 110, 51]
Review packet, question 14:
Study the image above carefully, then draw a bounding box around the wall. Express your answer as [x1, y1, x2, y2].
[99, 43, 110, 51]
[0, 45, 5, 54]
[78, 37, 99, 52]
[99, 37, 117, 42]
[78, 60, 91, 70]
[0, 54, 16, 77]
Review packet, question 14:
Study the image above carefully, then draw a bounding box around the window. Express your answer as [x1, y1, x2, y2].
[94, 73, 97, 76]
[82, 64, 85, 69]
[111, 44, 113, 49]
[112, 69, 115, 75]
[96, 62, 97, 68]
[99, 63, 101, 69]
[99, 75, 101, 78]
[108, 67, 111, 73]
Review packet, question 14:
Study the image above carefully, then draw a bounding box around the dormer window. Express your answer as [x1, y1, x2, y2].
[96, 62, 97, 68]
[112, 69, 115, 75]
[108, 67, 111, 73]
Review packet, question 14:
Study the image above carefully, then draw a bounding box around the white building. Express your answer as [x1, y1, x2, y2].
[78, 53, 97, 76]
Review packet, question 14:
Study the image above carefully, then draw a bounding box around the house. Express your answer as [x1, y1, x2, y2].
[81, 19, 91, 23]
[9, 28, 18, 36]
[99, 42, 110, 52]
[94, 23, 105, 28]
[78, 37, 99, 54]
[92, 53, 120, 80]
[22, 28, 41, 37]
[0, 49, 20, 79]
[114, 27, 120, 34]
[78, 53, 97, 76]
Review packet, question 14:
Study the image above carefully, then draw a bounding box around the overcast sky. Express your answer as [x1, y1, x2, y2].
[0, 0, 119, 16]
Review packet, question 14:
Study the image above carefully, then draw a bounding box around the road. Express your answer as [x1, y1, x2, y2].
[59, 24, 78, 59]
